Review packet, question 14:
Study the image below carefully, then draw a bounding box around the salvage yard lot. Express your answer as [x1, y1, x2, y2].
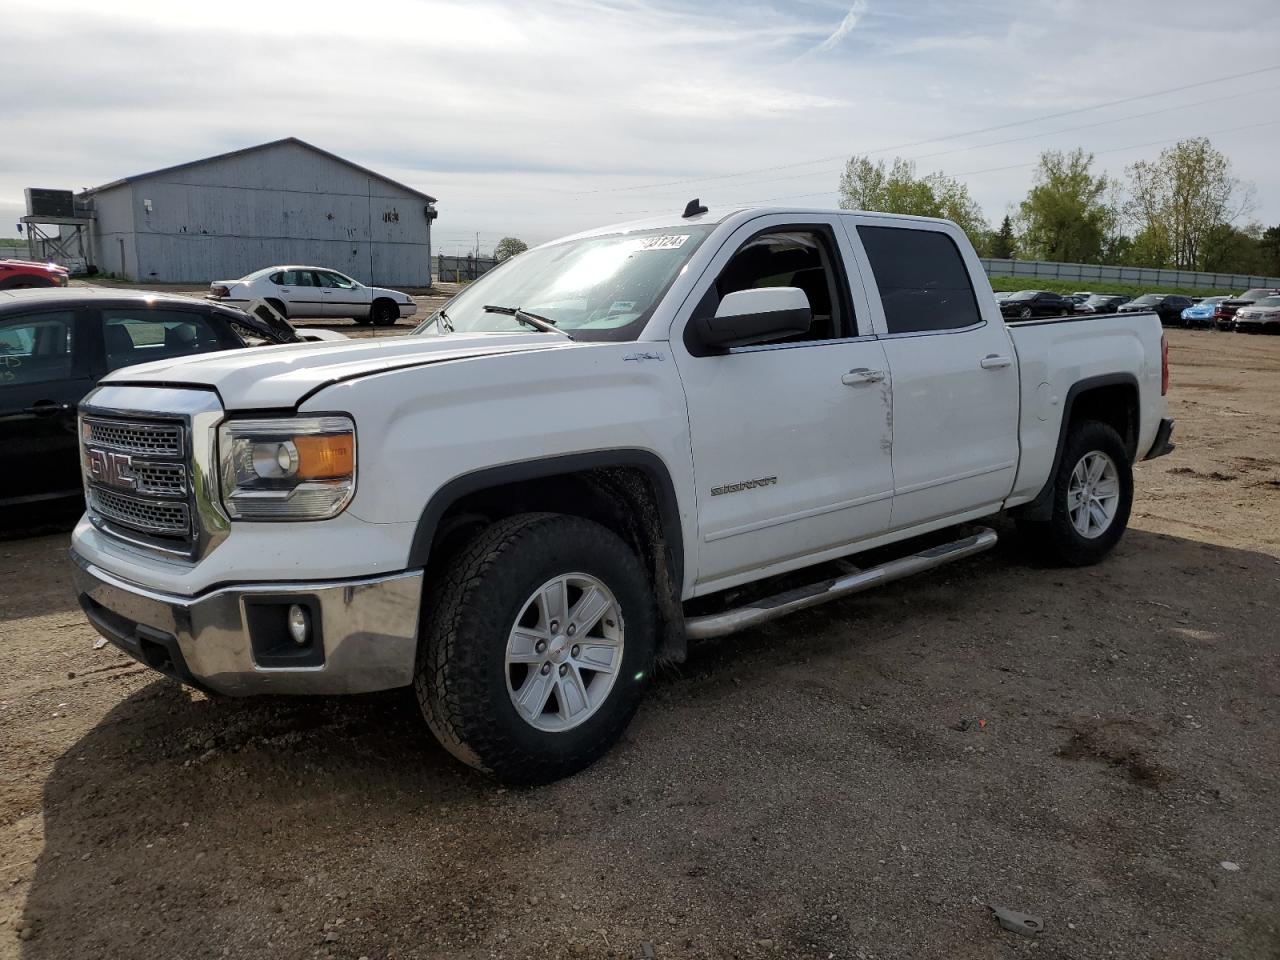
[1, 328, 1278, 959]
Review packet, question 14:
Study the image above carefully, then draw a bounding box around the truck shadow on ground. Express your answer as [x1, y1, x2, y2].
[16, 525, 1280, 958]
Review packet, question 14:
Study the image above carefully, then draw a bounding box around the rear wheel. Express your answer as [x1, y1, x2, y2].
[1019, 307, 1032, 319]
[415, 513, 656, 784]
[1018, 420, 1133, 566]
[371, 299, 399, 327]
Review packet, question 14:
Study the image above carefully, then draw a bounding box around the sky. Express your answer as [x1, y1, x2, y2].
[3, 0, 1279, 254]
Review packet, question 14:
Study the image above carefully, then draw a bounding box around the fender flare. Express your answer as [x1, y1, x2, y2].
[406, 449, 685, 591]
[1017, 372, 1139, 521]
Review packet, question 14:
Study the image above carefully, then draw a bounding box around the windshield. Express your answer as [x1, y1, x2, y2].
[1256, 296, 1280, 307]
[416, 226, 715, 341]
[1131, 295, 1163, 305]
[1240, 288, 1276, 300]
[1007, 290, 1038, 301]
[1085, 295, 1116, 305]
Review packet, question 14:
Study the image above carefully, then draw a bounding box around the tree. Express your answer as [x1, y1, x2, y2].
[1015, 149, 1116, 263]
[1121, 227, 1172, 269]
[1258, 225, 1280, 277]
[1200, 222, 1268, 275]
[1126, 138, 1255, 270]
[838, 156, 987, 242]
[494, 237, 529, 262]
[989, 215, 1017, 259]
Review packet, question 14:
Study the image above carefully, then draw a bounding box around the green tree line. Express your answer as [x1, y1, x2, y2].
[838, 138, 1279, 277]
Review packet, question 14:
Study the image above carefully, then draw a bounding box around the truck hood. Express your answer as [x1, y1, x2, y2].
[101, 332, 577, 409]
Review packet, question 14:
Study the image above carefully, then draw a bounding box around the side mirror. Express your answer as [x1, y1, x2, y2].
[693, 287, 812, 351]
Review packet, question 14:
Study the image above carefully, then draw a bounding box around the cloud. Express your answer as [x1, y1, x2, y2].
[1, 0, 1278, 248]
[814, 0, 869, 53]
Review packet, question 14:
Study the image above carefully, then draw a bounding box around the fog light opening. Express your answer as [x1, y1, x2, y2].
[287, 604, 311, 646]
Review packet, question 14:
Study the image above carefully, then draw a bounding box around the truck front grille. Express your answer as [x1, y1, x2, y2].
[89, 487, 190, 537]
[82, 414, 193, 554]
[83, 418, 183, 457]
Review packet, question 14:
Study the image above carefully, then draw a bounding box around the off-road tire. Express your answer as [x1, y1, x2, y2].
[1018, 419, 1133, 566]
[415, 513, 657, 784]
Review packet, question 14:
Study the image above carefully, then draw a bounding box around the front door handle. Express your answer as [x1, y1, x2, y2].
[980, 355, 1012, 370]
[841, 368, 886, 386]
[24, 401, 71, 417]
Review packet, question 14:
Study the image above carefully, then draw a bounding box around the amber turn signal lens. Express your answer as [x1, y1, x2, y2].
[293, 434, 355, 480]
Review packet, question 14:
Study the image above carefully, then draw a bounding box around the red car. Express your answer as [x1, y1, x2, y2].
[0, 258, 70, 290]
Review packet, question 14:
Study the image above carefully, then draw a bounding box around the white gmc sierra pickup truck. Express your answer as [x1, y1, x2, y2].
[71, 205, 1174, 783]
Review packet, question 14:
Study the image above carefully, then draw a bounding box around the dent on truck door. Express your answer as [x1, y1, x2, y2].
[673, 218, 894, 588]
[855, 224, 1020, 529]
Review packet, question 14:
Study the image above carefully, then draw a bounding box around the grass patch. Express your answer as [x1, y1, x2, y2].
[988, 275, 1241, 298]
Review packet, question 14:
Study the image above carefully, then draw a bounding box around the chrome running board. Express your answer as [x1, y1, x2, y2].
[684, 527, 998, 640]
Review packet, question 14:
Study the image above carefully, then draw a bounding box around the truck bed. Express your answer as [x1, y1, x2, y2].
[1003, 309, 1164, 509]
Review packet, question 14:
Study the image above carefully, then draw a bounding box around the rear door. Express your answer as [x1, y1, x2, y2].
[846, 218, 1020, 530]
[0, 308, 93, 505]
[671, 214, 894, 590]
[93, 306, 242, 376]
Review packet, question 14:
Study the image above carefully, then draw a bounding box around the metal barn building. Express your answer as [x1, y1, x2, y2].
[79, 138, 437, 285]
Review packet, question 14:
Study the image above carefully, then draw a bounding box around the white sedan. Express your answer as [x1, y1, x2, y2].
[208, 266, 417, 326]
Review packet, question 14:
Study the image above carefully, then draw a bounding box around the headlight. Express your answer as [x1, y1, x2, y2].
[218, 416, 355, 520]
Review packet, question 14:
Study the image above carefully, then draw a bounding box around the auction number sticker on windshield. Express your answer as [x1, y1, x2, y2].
[635, 235, 690, 251]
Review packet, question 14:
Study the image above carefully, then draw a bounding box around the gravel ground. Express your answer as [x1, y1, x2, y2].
[1, 327, 1278, 959]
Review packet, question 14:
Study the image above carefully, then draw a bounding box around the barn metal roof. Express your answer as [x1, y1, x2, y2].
[81, 137, 437, 203]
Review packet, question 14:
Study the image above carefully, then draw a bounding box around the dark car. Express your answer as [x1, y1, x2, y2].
[1213, 288, 1280, 331]
[1117, 294, 1195, 326]
[0, 288, 307, 512]
[998, 290, 1076, 320]
[1079, 294, 1131, 314]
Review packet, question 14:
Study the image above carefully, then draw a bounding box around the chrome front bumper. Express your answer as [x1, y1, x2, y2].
[71, 552, 423, 696]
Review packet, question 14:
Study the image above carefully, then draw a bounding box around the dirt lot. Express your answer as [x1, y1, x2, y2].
[2, 328, 1278, 959]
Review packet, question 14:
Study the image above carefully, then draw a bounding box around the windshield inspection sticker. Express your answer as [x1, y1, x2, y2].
[635, 234, 689, 251]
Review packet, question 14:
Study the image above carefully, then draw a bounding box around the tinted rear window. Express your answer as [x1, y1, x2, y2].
[857, 226, 982, 334]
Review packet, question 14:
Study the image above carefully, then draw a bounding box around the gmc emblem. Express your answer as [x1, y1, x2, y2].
[86, 448, 137, 491]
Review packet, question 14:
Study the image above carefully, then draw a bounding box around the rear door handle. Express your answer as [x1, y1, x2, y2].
[841, 368, 886, 386]
[980, 355, 1012, 370]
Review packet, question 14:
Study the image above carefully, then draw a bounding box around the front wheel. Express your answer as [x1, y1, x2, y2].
[415, 513, 656, 784]
[1018, 420, 1133, 566]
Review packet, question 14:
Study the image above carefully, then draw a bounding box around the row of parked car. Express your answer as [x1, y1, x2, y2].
[994, 287, 1280, 332]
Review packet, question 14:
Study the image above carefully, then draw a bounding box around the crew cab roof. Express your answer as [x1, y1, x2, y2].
[550, 206, 962, 248]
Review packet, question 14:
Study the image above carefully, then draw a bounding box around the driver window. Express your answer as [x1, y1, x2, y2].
[319, 271, 355, 289]
[709, 229, 851, 345]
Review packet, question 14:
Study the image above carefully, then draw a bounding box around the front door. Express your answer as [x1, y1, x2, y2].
[848, 218, 1020, 530]
[671, 216, 895, 591]
[318, 270, 369, 319]
[0, 308, 93, 505]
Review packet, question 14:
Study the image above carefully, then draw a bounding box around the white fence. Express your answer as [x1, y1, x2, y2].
[981, 257, 1280, 292]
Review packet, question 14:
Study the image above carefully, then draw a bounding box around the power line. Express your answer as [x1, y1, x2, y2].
[575, 63, 1280, 197]
[607, 83, 1280, 202]
[609, 118, 1280, 216]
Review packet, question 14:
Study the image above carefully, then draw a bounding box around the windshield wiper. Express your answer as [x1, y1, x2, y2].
[482, 304, 574, 340]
